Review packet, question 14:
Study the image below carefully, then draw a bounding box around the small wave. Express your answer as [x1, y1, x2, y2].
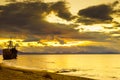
[108, 76, 120, 80]
[55, 69, 79, 73]
[115, 67, 120, 69]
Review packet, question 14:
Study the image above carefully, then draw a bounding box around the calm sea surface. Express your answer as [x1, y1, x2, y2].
[0, 54, 120, 80]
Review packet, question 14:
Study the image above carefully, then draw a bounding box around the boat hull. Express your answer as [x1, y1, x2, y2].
[2, 48, 17, 60]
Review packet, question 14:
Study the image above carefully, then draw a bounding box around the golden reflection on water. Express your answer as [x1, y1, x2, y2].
[1, 54, 120, 80]
[1, 54, 120, 69]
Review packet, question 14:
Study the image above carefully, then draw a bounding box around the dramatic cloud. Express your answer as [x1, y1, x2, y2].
[77, 1, 120, 25]
[51, 1, 74, 20]
[0, 0, 119, 44]
[78, 4, 113, 21]
[0, 1, 78, 40]
[0, 0, 120, 53]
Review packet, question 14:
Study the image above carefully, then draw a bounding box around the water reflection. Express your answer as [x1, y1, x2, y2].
[0, 54, 120, 80]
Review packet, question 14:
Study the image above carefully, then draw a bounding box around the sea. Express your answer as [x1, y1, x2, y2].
[0, 54, 120, 80]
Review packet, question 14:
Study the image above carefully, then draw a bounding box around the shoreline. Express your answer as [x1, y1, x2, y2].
[0, 63, 95, 80]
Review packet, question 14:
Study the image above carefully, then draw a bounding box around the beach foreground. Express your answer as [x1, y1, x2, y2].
[0, 63, 94, 80]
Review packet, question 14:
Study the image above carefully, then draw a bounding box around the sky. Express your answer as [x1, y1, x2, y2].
[0, 0, 120, 53]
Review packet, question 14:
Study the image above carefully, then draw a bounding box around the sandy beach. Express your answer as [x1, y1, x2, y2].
[0, 63, 95, 80]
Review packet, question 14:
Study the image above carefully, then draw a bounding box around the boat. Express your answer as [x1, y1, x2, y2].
[2, 40, 18, 60]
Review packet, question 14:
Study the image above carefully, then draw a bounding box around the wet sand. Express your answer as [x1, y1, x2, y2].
[0, 63, 95, 80]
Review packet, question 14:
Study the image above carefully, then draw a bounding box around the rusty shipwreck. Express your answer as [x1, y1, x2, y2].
[2, 40, 18, 60]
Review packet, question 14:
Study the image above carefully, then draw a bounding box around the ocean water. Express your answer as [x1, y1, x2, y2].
[0, 54, 120, 80]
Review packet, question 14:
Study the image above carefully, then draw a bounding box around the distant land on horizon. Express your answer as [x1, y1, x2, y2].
[0, 50, 119, 54]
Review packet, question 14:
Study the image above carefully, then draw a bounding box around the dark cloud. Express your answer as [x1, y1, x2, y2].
[102, 21, 120, 29]
[0, 0, 117, 43]
[5, 0, 17, 2]
[77, 16, 111, 25]
[0, 1, 50, 25]
[112, 21, 120, 27]
[51, 1, 74, 20]
[0, 1, 78, 40]
[23, 36, 40, 42]
[112, 1, 119, 7]
[110, 30, 120, 34]
[103, 27, 115, 29]
[77, 1, 120, 25]
[78, 4, 113, 21]
[54, 32, 112, 42]
[111, 1, 120, 16]
[23, 30, 112, 42]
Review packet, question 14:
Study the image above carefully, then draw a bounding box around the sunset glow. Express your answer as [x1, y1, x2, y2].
[0, 0, 119, 53]
[1, 1, 120, 80]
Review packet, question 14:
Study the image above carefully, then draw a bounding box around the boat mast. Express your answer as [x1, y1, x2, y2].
[8, 38, 14, 49]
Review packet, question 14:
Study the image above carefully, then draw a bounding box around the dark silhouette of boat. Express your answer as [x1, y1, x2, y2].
[2, 40, 18, 60]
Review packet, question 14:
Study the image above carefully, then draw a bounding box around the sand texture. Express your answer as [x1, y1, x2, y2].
[0, 63, 95, 80]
